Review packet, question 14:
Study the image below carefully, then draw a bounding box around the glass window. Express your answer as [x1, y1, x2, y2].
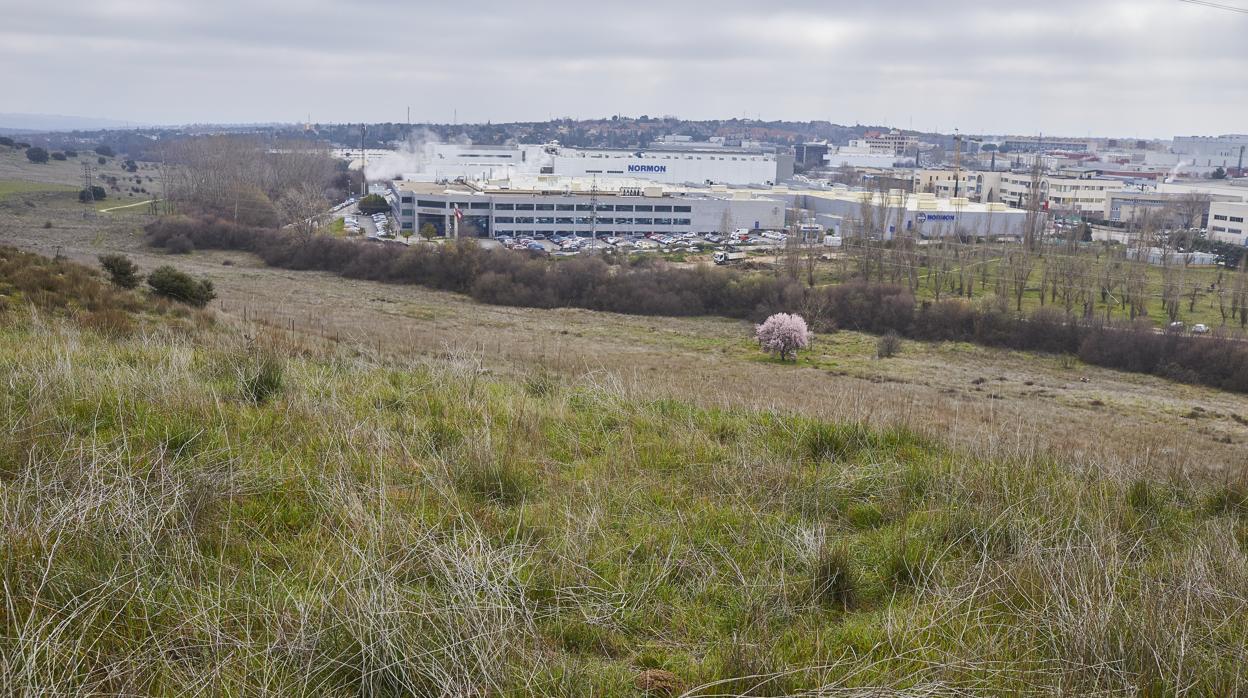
[575, 217, 593, 225]
[597, 218, 613, 224]
[515, 217, 534, 224]
[674, 205, 691, 212]
[401, 221, 413, 229]
[654, 218, 672, 225]
[1232, 216, 1245, 223]
[615, 204, 634, 212]
[535, 203, 555, 211]
[470, 202, 490, 210]
[596, 204, 614, 211]
[400, 195, 413, 204]
[401, 208, 413, 216]
[674, 218, 691, 225]
[453, 202, 471, 209]
[495, 203, 515, 210]
[417, 200, 445, 208]
[537, 217, 554, 224]
[635, 218, 653, 225]
[615, 217, 633, 225]
[556, 217, 574, 224]
[634, 205, 653, 212]
[556, 204, 574, 211]
[653, 205, 672, 212]
[496, 217, 515, 223]
[576, 204, 592, 211]
[515, 203, 535, 211]
[1214, 214, 1228, 221]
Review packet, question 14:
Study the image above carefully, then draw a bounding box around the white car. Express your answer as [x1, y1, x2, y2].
[1191, 324, 1211, 335]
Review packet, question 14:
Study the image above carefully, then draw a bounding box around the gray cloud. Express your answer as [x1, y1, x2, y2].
[0, 0, 1244, 136]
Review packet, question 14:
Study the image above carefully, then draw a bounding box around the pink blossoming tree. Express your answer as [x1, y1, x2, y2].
[755, 312, 811, 361]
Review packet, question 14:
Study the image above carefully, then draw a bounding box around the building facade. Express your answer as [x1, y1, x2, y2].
[1209, 201, 1248, 245]
[1172, 135, 1248, 173]
[782, 189, 1026, 240]
[388, 177, 786, 239]
[997, 172, 1123, 216]
[402, 142, 791, 187]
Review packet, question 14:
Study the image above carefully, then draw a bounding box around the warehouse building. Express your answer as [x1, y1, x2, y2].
[387, 175, 786, 239]
[778, 188, 1027, 240]
[399, 141, 793, 187]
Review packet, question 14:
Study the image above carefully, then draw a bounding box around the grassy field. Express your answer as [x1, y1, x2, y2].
[2, 250, 1247, 695]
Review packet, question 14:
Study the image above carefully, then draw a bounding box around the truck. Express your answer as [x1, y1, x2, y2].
[713, 250, 747, 265]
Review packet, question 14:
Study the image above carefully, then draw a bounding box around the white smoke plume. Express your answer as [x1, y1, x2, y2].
[363, 129, 472, 181]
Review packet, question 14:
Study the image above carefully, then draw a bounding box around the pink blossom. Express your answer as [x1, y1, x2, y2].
[755, 313, 811, 361]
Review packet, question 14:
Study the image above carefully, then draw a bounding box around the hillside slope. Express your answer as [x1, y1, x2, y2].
[2, 253, 1246, 696]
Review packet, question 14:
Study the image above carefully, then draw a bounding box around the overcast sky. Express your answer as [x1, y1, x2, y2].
[1, 0, 1245, 137]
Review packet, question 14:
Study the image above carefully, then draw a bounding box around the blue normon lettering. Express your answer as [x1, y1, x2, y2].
[627, 164, 668, 173]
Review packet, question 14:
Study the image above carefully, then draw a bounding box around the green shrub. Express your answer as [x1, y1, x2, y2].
[98, 253, 141, 289]
[79, 185, 106, 202]
[147, 265, 215, 307]
[25, 146, 49, 164]
[357, 194, 390, 215]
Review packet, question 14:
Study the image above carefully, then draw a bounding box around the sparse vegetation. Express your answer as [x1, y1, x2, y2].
[876, 331, 902, 358]
[3, 270, 1246, 694]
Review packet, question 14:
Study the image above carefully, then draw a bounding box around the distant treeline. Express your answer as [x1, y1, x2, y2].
[146, 217, 1248, 393]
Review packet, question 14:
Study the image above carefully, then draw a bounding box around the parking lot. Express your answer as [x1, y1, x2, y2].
[492, 229, 792, 257]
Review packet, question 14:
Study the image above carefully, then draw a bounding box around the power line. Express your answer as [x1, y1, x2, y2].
[1177, 0, 1248, 14]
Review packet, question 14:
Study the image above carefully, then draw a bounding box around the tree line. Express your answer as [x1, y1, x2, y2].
[146, 216, 1248, 394]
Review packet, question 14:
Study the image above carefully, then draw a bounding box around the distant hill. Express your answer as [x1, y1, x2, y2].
[0, 112, 141, 133]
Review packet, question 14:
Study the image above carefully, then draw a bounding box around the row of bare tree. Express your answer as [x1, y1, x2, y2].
[158, 135, 342, 230]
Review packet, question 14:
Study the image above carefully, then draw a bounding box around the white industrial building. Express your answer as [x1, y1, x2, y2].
[387, 175, 786, 239]
[778, 188, 1027, 240]
[386, 141, 793, 187]
[823, 142, 915, 169]
[1172, 135, 1248, 174]
[1209, 201, 1248, 245]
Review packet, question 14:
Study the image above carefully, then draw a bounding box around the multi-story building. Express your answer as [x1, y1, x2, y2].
[912, 169, 1002, 202]
[387, 176, 786, 239]
[997, 170, 1123, 216]
[387, 141, 793, 187]
[998, 137, 1094, 153]
[859, 130, 919, 155]
[1208, 201, 1248, 245]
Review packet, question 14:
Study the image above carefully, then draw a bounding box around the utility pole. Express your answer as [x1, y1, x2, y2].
[589, 176, 598, 242]
[952, 129, 962, 199]
[81, 161, 95, 201]
[360, 124, 367, 198]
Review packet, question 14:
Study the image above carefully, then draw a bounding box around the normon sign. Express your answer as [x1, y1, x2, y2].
[916, 212, 957, 223]
[627, 164, 668, 173]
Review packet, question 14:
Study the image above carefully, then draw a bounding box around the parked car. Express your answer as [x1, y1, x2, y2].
[1191, 323, 1211, 335]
